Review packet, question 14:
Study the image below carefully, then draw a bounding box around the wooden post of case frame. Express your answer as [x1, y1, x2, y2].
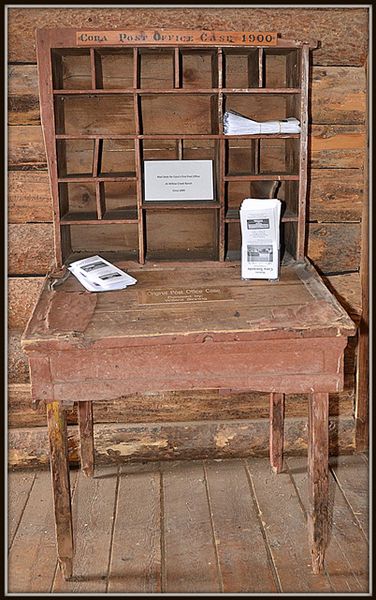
[355, 53, 369, 453]
[78, 401, 95, 477]
[307, 392, 329, 574]
[46, 401, 74, 579]
[269, 392, 285, 473]
[297, 43, 310, 259]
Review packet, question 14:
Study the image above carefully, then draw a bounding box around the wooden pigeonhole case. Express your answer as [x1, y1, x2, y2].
[36, 29, 309, 266]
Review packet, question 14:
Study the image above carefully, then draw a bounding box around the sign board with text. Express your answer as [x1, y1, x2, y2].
[144, 160, 214, 202]
[76, 30, 278, 47]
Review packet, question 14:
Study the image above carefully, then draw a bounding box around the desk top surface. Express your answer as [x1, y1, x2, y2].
[22, 258, 356, 352]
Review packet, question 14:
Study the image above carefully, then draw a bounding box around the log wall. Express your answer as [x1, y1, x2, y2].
[7, 7, 368, 467]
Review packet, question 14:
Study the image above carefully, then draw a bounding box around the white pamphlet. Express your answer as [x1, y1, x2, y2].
[224, 110, 300, 135]
[240, 199, 282, 280]
[68, 255, 137, 292]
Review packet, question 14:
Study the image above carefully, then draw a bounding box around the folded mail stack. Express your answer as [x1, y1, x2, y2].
[223, 110, 300, 135]
[68, 255, 137, 292]
[240, 199, 282, 280]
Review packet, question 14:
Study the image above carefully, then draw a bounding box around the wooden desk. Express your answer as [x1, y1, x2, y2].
[22, 258, 355, 580]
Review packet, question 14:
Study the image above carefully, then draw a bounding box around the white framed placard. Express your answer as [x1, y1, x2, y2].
[143, 160, 214, 201]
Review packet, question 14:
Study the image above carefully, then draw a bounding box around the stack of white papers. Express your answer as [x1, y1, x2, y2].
[68, 255, 137, 292]
[224, 110, 300, 135]
[240, 199, 282, 280]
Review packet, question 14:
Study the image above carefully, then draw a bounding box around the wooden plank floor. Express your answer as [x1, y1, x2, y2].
[7, 455, 369, 594]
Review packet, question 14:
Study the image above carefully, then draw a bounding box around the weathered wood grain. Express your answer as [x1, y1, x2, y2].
[7, 65, 40, 124]
[108, 463, 161, 592]
[307, 392, 329, 573]
[8, 224, 54, 275]
[330, 454, 369, 540]
[8, 331, 30, 384]
[288, 456, 368, 592]
[269, 393, 285, 473]
[8, 469, 77, 593]
[7, 383, 355, 430]
[162, 460, 221, 592]
[52, 466, 117, 592]
[8, 94, 40, 126]
[78, 402, 94, 477]
[8, 64, 367, 126]
[355, 132, 369, 451]
[7, 416, 356, 469]
[8, 8, 368, 65]
[8, 457, 368, 593]
[308, 169, 363, 222]
[7, 470, 36, 549]
[311, 67, 366, 125]
[8, 125, 46, 169]
[323, 273, 362, 326]
[7, 329, 358, 390]
[8, 171, 52, 223]
[308, 222, 361, 272]
[246, 457, 331, 592]
[7, 271, 361, 335]
[8, 277, 44, 329]
[310, 125, 365, 169]
[46, 401, 73, 579]
[204, 459, 278, 592]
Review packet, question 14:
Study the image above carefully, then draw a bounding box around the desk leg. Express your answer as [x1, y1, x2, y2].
[270, 393, 285, 473]
[308, 392, 329, 574]
[78, 401, 95, 477]
[46, 401, 74, 580]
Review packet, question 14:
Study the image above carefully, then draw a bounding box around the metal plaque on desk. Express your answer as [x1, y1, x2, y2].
[143, 160, 214, 201]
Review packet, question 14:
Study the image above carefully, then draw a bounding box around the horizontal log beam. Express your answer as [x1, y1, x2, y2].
[8, 171, 53, 223]
[310, 67, 366, 125]
[8, 224, 54, 275]
[309, 125, 366, 169]
[8, 331, 30, 384]
[8, 7, 368, 65]
[8, 126, 46, 170]
[8, 277, 44, 329]
[7, 415, 355, 469]
[8, 382, 355, 429]
[308, 169, 363, 222]
[307, 222, 361, 272]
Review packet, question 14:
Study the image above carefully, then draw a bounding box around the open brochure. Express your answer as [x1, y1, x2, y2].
[240, 199, 282, 280]
[224, 110, 300, 135]
[68, 255, 137, 292]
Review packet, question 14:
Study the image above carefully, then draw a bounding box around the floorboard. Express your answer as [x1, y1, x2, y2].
[287, 456, 369, 592]
[52, 466, 118, 593]
[108, 462, 161, 593]
[330, 454, 369, 540]
[7, 455, 369, 594]
[246, 457, 332, 593]
[161, 460, 221, 593]
[8, 470, 77, 593]
[7, 470, 35, 550]
[204, 458, 278, 593]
